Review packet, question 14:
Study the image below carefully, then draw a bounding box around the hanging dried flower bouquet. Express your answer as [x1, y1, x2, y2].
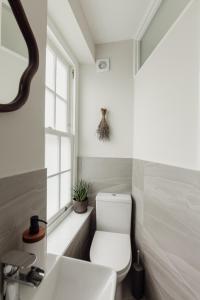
[97, 108, 110, 141]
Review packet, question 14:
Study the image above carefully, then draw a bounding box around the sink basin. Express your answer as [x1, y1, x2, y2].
[20, 254, 117, 300]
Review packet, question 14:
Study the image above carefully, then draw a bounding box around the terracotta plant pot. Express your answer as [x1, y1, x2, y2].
[73, 198, 88, 214]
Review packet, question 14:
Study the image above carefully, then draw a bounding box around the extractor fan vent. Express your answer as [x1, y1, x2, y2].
[96, 58, 110, 72]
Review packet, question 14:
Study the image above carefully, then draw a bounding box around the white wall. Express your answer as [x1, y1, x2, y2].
[198, 0, 200, 168]
[79, 40, 134, 158]
[0, 0, 47, 178]
[0, 1, 2, 43]
[133, 0, 199, 170]
[140, 0, 190, 65]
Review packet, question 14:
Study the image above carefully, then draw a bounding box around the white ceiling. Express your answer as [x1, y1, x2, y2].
[79, 0, 158, 44]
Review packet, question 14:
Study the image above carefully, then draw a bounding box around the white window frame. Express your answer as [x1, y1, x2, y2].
[45, 34, 76, 228]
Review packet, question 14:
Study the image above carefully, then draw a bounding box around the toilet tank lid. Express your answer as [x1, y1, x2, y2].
[96, 193, 132, 204]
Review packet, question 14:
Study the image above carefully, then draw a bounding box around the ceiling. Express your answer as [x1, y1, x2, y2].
[48, 0, 95, 64]
[79, 0, 157, 44]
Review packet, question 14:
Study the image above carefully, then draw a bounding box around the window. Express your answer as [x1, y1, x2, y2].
[45, 43, 74, 223]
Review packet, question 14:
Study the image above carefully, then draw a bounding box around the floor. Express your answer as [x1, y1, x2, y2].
[122, 272, 145, 300]
[122, 273, 135, 300]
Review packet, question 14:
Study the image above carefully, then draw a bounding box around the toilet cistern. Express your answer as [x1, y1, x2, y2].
[1, 250, 45, 300]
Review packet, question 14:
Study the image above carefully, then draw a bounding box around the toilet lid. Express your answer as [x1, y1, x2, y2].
[90, 231, 131, 274]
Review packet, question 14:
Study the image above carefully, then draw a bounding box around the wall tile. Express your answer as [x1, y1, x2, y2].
[64, 216, 91, 260]
[78, 157, 132, 206]
[0, 169, 47, 258]
[132, 159, 200, 300]
[0, 169, 46, 299]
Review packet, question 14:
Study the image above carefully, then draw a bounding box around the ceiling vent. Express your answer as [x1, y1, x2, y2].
[96, 58, 110, 72]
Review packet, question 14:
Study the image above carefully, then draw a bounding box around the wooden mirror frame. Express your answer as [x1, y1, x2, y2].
[0, 0, 39, 112]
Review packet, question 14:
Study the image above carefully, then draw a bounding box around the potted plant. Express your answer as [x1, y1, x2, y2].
[73, 180, 89, 214]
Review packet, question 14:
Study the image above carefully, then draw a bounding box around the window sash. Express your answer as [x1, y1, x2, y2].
[45, 42, 75, 225]
[46, 129, 73, 178]
[47, 198, 72, 228]
[45, 130, 74, 223]
[47, 170, 72, 222]
[45, 45, 71, 134]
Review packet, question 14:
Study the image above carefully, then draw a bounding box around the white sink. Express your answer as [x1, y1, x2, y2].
[20, 254, 117, 300]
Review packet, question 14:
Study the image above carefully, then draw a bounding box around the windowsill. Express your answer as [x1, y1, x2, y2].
[47, 206, 93, 256]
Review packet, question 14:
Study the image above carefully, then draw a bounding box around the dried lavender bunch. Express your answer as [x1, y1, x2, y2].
[97, 108, 110, 141]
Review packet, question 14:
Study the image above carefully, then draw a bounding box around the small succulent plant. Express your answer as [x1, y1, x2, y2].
[73, 180, 89, 202]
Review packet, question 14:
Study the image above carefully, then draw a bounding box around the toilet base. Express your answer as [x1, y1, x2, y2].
[115, 283, 122, 300]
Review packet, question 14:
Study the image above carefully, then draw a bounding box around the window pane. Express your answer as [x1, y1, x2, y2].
[45, 134, 59, 176]
[61, 137, 71, 171]
[45, 89, 54, 128]
[56, 97, 67, 132]
[56, 59, 68, 99]
[60, 172, 71, 208]
[46, 47, 55, 90]
[47, 176, 59, 220]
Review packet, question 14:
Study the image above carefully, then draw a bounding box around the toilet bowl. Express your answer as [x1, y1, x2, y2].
[89, 193, 132, 299]
[90, 231, 132, 283]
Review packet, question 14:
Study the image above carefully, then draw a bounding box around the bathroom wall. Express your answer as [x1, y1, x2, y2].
[132, 1, 200, 299]
[0, 2, 47, 297]
[79, 40, 134, 159]
[0, 170, 46, 258]
[134, 0, 199, 171]
[132, 159, 200, 300]
[0, 0, 47, 179]
[65, 216, 91, 260]
[78, 157, 132, 206]
[0, 2, 1, 42]
[140, 0, 190, 65]
[79, 40, 134, 210]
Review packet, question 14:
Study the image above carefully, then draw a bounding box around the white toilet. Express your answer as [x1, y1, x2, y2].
[90, 193, 132, 299]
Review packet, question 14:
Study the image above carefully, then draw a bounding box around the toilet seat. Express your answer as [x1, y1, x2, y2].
[90, 231, 132, 275]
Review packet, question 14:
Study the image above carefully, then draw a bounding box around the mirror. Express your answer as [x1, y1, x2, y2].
[0, 0, 39, 112]
[0, 0, 28, 104]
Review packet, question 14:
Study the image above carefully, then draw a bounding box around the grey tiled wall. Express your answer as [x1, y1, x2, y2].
[64, 216, 91, 260]
[0, 169, 47, 258]
[132, 159, 200, 300]
[0, 169, 46, 299]
[78, 157, 132, 206]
